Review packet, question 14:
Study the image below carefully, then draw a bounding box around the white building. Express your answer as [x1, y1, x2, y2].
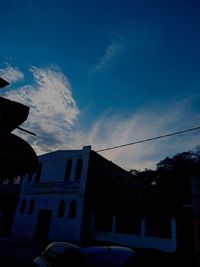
[12, 146, 91, 242]
[12, 145, 177, 252]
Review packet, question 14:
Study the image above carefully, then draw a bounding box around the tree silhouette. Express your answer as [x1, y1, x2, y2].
[134, 151, 200, 211]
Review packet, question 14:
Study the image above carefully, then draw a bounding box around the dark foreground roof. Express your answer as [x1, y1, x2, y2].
[0, 82, 39, 177]
[0, 77, 9, 89]
[0, 97, 29, 132]
[0, 129, 38, 177]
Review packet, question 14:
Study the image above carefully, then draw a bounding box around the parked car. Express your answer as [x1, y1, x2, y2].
[33, 241, 136, 267]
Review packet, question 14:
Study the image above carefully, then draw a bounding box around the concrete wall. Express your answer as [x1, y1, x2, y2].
[12, 146, 91, 242]
[12, 193, 84, 241]
[91, 216, 177, 253]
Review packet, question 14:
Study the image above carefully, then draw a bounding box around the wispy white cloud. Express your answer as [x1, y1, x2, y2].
[65, 97, 200, 170]
[90, 23, 160, 74]
[0, 63, 24, 83]
[7, 65, 79, 155]
[3, 64, 199, 171]
[90, 38, 124, 73]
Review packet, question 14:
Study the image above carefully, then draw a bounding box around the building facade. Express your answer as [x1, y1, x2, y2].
[12, 146, 90, 242]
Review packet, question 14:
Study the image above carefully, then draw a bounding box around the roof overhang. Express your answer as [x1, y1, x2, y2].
[0, 130, 39, 178]
[0, 97, 30, 132]
[0, 77, 9, 89]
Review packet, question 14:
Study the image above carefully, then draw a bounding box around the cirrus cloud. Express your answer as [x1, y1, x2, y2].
[65, 96, 200, 170]
[3, 64, 200, 171]
[7, 65, 79, 155]
[90, 38, 124, 74]
[0, 63, 24, 83]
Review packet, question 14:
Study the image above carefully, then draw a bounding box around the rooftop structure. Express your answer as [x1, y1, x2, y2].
[0, 77, 38, 177]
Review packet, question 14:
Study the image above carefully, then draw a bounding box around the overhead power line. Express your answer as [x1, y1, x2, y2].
[17, 126, 37, 136]
[96, 125, 200, 153]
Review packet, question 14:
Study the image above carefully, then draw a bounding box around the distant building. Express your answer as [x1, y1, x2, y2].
[12, 146, 176, 252]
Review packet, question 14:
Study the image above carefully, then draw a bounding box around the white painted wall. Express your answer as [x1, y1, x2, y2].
[91, 217, 177, 252]
[12, 146, 91, 242]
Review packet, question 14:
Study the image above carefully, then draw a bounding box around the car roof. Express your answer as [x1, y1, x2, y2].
[45, 242, 80, 250]
[44, 242, 135, 255]
[43, 242, 81, 254]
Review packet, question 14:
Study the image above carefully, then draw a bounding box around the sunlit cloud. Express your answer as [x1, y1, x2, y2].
[0, 64, 24, 83]
[65, 97, 200, 170]
[7, 65, 79, 155]
[3, 64, 200, 171]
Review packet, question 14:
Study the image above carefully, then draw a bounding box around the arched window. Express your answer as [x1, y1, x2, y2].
[35, 163, 42, 182]
[75, 158, 83, 181]
[20, 199, 26, 214]
[2, 179, 9, 185]
[58, 200, 65, 218]
[14, 176, 21, 184]
[69, 200, 77, 219]
[28, 199, 35, 215]
[65, 159, 72, 181]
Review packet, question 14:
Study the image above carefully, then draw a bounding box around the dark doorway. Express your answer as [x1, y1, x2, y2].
[35, 209, 52, 241]
[0, 192, 19, 236]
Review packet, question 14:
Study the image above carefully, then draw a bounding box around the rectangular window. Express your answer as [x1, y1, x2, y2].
[145, 214, 172, 239]
[116, 212, 141, 235]
[94, 210, 112, 232]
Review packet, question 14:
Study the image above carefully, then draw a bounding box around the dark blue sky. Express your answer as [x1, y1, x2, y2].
[0, 0, 200, 169]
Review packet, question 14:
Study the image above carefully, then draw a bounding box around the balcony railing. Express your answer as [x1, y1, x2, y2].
[24, 181, 80, 194]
